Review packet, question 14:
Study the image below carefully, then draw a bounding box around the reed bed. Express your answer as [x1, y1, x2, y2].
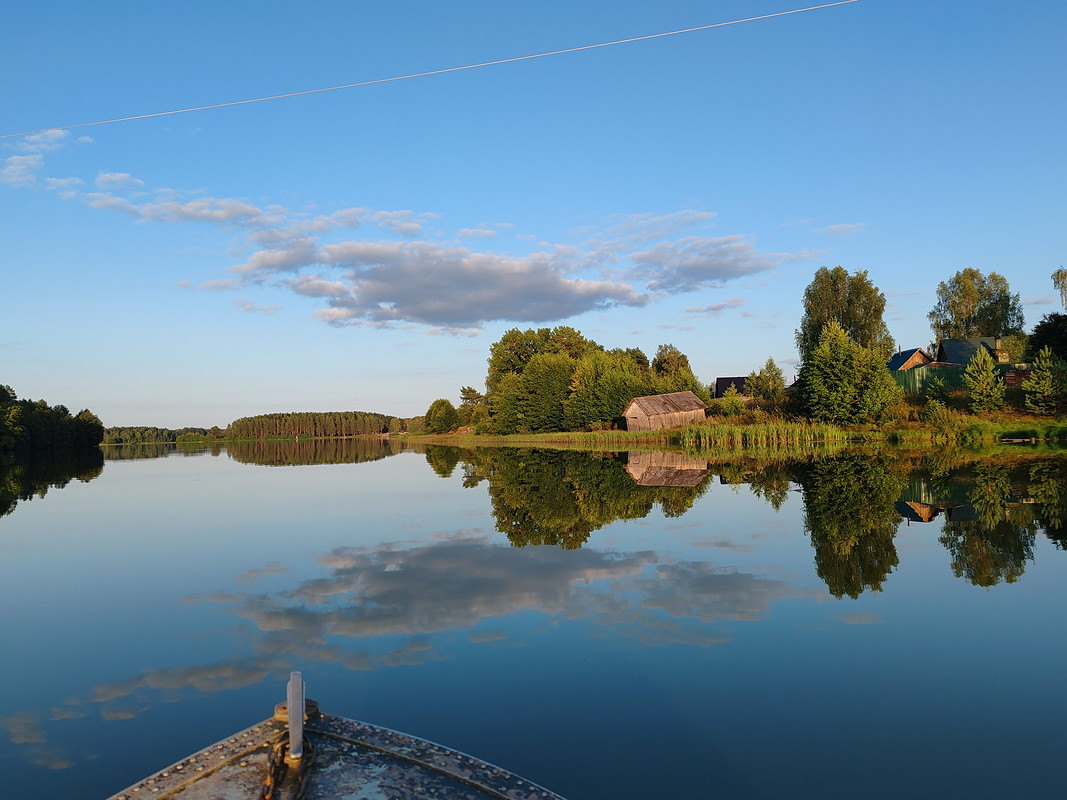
[422, 428, 675, 452]
[669, 420, 848, 451]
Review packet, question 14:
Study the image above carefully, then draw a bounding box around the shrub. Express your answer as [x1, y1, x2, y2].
[926, 375, 950, 403]
[923, 398, 958, 431]
[716, 384, 746, 417]
[797, 320, 904, 424]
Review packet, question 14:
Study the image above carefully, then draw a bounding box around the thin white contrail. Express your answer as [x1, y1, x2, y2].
[2, 1, 863, 140]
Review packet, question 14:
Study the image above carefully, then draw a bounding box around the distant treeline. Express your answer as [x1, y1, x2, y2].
[1, 384, 104, 453]
[227, 411, 401, 439]
[103, 411, 407, 444]
[102, 426, 224, 445]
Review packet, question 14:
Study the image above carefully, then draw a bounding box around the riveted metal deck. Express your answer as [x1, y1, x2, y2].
[105, 711, 565, 800]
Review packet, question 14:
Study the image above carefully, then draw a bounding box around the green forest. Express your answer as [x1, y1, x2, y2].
[102, 411, 404, 444]
[423, 326, 711, 436]
[0, 384, 104, 454]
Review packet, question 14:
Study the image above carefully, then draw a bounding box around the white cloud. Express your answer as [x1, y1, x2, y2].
[235, 299, 281, 315]
[286, 274, 349, 298]
[313, 242, 648, 328]
[219, 210, 790, 329]
[44, 176, 84, 193]
[4, 136, 784, 331]
[457, 227, 497, 239]
[305, 207, 364, 232]
[235, 238, 320, 274]
[1022, 295, 1055, 306]
[685, 297, 746, 316]
[1, 154, 43, 186]
[367, 210, 434, 236]
[426, 327, 483, 338]
[95, 172, 145, 190]
[139, 197, 266, 224]
[14, 129, 70, 153]
[84, 192, 268, 226]
[195, 279, 237, 291]
[771, 247, 825, 263]
[599, 210, 717, 239]
[812, 222, 868, 236]
[629, 235, 777, 292]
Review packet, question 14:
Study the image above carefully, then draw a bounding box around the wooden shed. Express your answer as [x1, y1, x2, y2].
[623, 391, 707, 431]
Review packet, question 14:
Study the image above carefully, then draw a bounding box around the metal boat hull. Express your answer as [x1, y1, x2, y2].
[105, 711, 564, 800]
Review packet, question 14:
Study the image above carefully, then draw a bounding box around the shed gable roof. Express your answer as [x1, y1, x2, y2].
[625, 391, 707, 417]
[887, 347, 932, 370]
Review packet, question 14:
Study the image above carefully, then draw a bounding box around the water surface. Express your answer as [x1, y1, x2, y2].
[1, 443, 1065, 799]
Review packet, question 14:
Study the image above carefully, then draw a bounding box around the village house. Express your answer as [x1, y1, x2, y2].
[714, 376, 747, 397]
[887, 347, 933, 371]
[933, 337, 1008, 366]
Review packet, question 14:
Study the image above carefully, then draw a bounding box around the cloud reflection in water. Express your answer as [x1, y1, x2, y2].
[7, 532, 811, 770]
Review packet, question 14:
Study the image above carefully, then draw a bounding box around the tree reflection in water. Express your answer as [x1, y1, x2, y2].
[794, 455, 905, 599]
[0, 448, 104, 519]
[1030, 459, 1067, 549]
[938, 463, 1037, 587]
[226, 437, 399, 466]
[422, 446, 713, 549]
[423, 445, 1067, 592]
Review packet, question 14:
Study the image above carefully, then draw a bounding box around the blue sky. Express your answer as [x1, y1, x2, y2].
[3, 0, 1065, 428]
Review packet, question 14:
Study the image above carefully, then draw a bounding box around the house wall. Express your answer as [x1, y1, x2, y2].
[900, 351, 933, 370]
[625, 409, 704, 431]
[890, 364, 1020, 395]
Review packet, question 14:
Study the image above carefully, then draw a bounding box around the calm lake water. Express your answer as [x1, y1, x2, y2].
[1, 442, 1066, 799]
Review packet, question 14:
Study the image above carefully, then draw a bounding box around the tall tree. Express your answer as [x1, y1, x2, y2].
[485, 326, 598, 395]
[796, 320, 903, 424]
[520, 352, 578, 433]
[1053, 267, 1067, 311]
[651, 343, 692, 378]
[459, 386, 486, 407]
[424, 399, 459, 434]
[564, 350, 652, 431]
[650, 344, 710, 402]
[795, 266, 894, 364]
[745, 357, 787, 403]
[928, 267, 1024, 342]
[1024, 313, 1067, 361]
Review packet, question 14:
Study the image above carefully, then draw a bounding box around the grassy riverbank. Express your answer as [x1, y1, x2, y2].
[408, 412, 1067, 461]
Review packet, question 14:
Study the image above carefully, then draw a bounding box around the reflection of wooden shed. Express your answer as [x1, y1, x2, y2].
[625, 451, 711, 486]
[623, 391, 707, 431]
